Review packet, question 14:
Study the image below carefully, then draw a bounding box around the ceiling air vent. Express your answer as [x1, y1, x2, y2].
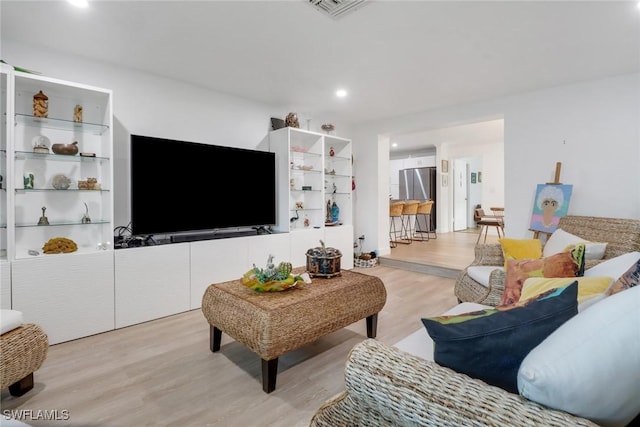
[308, 0, 368, 19]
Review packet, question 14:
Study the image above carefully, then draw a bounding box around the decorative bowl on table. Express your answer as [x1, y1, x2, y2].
[241, 255, 305, 292]
[52, 141, 79, 155]
[306, 240, 342, 278]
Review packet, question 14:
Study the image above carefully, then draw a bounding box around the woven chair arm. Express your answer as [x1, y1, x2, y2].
[322, 339, 598, 427]
[478, 268, 507, 306]
[471, 243, 504, 266]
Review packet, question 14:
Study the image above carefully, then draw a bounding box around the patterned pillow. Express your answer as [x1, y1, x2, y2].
[501, 244, 585, 305]
[606, 259, 640, 296]
[422, 282, 578, 393]
[520, 276, 613, 304]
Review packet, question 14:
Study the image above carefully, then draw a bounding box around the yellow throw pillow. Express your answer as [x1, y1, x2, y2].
[500, 238, 543, 269]
[521, 276, 613, 304]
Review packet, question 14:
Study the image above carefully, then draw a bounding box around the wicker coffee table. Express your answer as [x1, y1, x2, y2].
[201, 269, 387, 393]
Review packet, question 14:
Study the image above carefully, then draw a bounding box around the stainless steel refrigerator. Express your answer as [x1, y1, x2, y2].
[399, 167, 437, 231]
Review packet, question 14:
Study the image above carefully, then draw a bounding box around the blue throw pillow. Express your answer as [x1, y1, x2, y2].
[421, 282, 578, 393]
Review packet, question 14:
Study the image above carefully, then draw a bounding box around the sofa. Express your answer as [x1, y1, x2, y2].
[310, 339, 599, 426]
[1, 310, 49, 397]
[311, 217, 640, 427]
[454, 215, 640, 305]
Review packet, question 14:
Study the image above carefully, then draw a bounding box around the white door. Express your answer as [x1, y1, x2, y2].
[453, 159, 468, 231]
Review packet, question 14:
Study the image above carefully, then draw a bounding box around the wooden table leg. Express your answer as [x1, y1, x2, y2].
[262, 358, 278, 393]
[210, 325, 222, 352]
[8, 373, 34, 397]
[366, 313, 378, 338]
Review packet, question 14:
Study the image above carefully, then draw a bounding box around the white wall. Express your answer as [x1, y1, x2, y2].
[352, 73, 640, 254]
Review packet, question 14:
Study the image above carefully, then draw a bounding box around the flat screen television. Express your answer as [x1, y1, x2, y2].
[130, 134, 276, 238]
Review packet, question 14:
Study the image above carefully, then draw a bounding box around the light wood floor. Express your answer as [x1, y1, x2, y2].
[380, 228, 499, 278]
[0, 232, 486, 427]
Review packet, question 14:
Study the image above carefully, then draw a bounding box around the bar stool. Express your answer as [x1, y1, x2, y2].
[400, 200, 419, 244]
[414, 200, 435, 241]
[389, 201, 405, 248]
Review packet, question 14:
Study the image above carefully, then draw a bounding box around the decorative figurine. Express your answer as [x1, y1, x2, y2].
[33, 90, 48, 117]
[23, 172, 34, 189]
[285, 112, 300, 128]
[295, 201, 304, 209]
[329, 146, 335, 157]
[81, 202, 91, 223]
[73, 104, 83, 122]
[304, 214, 310, 228]
[326, 200, 332, 223]
[290, 209, 299, 228]
[331, 201, 340, 222]
[38, 206, 49, 226]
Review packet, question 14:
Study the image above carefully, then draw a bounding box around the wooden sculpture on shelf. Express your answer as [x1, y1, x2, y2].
[33, 90, 48, 117]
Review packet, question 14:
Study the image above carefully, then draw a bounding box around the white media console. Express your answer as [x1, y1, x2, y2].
[3, 225, 353, 344]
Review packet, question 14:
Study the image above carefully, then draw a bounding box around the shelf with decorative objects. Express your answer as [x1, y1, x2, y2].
[5, 70, 113, 261]
[268, 126, 353, 268]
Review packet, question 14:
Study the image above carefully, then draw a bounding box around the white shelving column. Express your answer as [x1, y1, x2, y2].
[6, 71, 115, 343]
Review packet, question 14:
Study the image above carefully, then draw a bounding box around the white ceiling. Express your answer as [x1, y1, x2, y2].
[2, 1, 639, 152]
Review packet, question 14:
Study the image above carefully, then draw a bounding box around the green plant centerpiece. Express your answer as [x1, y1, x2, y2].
[242, 254, 304, 292]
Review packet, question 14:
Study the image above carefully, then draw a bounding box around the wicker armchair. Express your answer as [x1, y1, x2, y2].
[454, 215, 640, 306]
[310, 339, 598, 427]
[1, 323, 49, 396]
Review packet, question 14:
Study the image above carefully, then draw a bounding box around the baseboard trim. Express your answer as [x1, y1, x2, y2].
[378, 257, 460, 279]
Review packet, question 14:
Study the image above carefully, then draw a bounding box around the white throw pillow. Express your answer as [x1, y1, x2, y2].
[517, 286, 640, 427]
[543, 228, 607, 260]
[584, 251, 640, 280]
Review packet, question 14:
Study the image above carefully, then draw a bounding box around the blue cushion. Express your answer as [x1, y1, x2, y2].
[421, 282, 578, 393]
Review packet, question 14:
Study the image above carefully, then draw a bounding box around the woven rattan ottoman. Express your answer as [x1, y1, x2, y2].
[201, 269, 387, 393]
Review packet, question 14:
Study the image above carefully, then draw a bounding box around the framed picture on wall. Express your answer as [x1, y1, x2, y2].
[471, 172, 477, 184]
[478, 171, 482, 183]
[441, 160, 449, 173]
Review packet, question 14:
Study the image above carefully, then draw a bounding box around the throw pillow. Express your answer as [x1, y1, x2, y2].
[518, 285, 640, 427]
[422, 282, 578, 394]
[584, 251, 640, 279]
[501, 244, 585, 305]
[520, 276, 613, 304]
[606, 258, 640, 296]
[499, 238, 542, 269]
[543, 228, 608, 260]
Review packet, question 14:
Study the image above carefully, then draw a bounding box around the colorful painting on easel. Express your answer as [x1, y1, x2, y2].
[530, 184, 573, 234]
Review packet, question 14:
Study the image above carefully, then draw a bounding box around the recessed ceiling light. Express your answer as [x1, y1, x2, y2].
[336, 89, 347, 98]
[392, 143, 398, 148]
[68, 0, 88, 8]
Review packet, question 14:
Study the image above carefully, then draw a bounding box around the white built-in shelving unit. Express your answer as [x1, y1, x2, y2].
[269, 127, 354, 267]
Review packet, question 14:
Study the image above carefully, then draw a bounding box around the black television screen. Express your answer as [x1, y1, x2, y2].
[130, 134, 276, 237]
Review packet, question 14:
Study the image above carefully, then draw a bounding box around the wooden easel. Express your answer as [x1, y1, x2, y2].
[531, 162, 562, 241]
